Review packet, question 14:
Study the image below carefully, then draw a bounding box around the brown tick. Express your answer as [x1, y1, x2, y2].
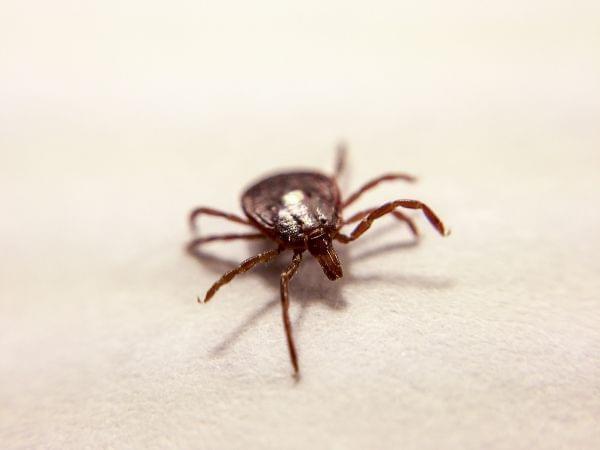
[187, 145, 449, 374]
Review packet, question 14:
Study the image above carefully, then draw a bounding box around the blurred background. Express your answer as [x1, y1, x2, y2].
[1, 1, 599, 449]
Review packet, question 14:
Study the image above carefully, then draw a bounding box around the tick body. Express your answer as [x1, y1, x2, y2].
[187, 146, 449, 374]
[242, 172, 344, 280]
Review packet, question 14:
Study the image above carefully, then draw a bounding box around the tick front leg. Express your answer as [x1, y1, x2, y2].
[343, 208, 419, 237]
[280, 251, 303, 374]
[186, 233, 266, 254]
[202, 248, 281, 303]
[189, 207, 252, 233]
[342, 173, 417, 209]
[336, 200, 449, 243]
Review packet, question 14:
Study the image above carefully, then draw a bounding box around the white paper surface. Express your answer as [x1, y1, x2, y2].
[1, 1, 599, 449]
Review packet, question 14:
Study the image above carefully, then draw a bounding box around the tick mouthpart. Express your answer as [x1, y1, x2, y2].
[306, 228, 326, 239]
[316, 251, 343, 280]
[307, 232, 343, 280]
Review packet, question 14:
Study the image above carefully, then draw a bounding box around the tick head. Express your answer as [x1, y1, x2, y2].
[307, 230, 343, 280]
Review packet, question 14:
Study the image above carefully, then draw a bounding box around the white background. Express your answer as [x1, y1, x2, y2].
[1, 1, 599, 449]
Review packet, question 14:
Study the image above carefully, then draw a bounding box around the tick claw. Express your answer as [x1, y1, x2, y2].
[292, 370, 301, 383]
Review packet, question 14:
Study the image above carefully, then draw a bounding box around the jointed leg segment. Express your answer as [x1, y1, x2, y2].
[280, 251, 303, 373]
[187, 233, 266, 254]
[336, 199, 448, 243]
[343, 208, 419, 237]
[333, 142, 347, 181]
[189, 207, 252, 233]
[202, 248, 281, 303]
[342, 173, 417, 208]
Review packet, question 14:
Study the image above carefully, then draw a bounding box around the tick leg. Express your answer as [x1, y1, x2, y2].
[186, 233, 266, 254]
[342, 173, 417, 209]
[280, 251, 303, 374]
[202, 248, 281, 303]
[189, 207, 252, 233]
[333, 142, 348, 180]
[343, 208, 419, 237]
[336, 199, 448, 243]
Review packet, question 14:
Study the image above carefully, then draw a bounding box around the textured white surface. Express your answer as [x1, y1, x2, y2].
[1, 1, 600, 449]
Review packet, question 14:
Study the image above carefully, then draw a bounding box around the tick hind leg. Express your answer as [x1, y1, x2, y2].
[280, 251, 303, 373]
[187, 233, 266, 255]
[189, 207, 253, 233]
[343, 208, 419, 237]
[336, 200, 449, 243]
[342, 173, 417, 208]
[202, 248, 281, 303]
[333, 142, 348, 181]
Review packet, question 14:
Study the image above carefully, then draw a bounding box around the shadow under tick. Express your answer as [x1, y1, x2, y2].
[190, 234, 453, 358]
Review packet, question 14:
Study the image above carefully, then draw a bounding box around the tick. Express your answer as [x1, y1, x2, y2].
[187, 145, 449, 374]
